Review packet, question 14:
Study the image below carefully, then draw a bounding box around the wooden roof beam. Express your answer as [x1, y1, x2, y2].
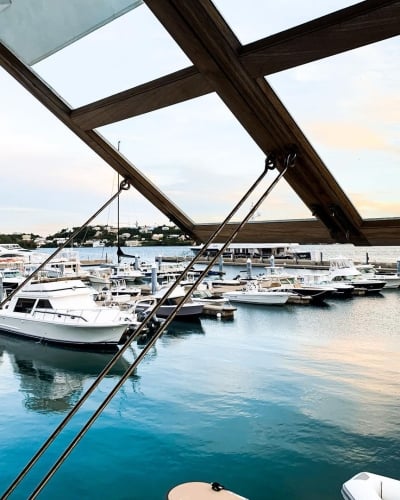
[192, 218, 400, 246]
[0, 42, 196, 238]
[241, 0, 400, 77]
[144, 0, 371, 244]
[71, 66, 212, 131]
[71, 0, 400, 130]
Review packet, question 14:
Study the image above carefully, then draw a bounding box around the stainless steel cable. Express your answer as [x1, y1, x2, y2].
[0, 179, 130, 309]
[2, 150, 295, 499]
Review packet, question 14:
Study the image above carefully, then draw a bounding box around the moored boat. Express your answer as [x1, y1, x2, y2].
[355, 264, 400, 289]
[0, 268, 25, 291]
[342, 471, 400, 500]
[297, 272, 355, 298]
[131, 284, 204, 321]
[0, 279, 136, 351]
[110, 262, 145, 284]
[223, 280, 291, 305]
[257, 267, 336, 303]
[329, 258, 386, 293]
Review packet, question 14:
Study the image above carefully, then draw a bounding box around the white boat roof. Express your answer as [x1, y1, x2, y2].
[17, 280, 90, 295]
[154, 284, 185, 299]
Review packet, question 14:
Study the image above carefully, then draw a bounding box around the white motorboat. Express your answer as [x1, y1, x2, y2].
[355, 264, 400, 289]
[223, 281, 291, 305]
[257, 267, 336, 303]
[342, 471, 400, 500]
[191, 288, 232, 305]
[0, 279, 136, 351]
[94, 279, 141, 308]
[297, 272, 355, 298]
[154, 284, 204, 320]
[132, 285, 204, 320]
[0, 268, 25, 291]
[329, 257, 386, 293]
[87, 267, 112, 286]
[110, 263, 145, 284]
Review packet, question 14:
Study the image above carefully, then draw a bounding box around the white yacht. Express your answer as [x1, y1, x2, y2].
[223, 281, 291, 306]
[329, 257, 387, 293]
[297, 272, 355, 298]
[0, 279, 136, 351]
[257, 267, 336, 303]
[355, 264, 400, 289]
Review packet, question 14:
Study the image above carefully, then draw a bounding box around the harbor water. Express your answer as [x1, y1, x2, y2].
[1, 246, 400, 499]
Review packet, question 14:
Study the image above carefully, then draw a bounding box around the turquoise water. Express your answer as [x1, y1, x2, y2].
[1, 247, 400, 499]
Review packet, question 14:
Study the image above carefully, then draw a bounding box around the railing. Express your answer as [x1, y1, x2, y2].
[31, 309, 88, 323]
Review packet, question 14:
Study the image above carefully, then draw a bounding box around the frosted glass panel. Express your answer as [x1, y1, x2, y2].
[33, 4, 192, 108]
[0, 0, 142, 65]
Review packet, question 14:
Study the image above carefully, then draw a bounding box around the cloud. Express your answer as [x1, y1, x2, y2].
[307, 121, 393, 151]
[348, 193, 400, 218]
[2, 4, 399, 234]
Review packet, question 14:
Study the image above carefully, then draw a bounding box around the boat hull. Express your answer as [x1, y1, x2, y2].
[276, 286, 334, 304]
[0, 313, 128, 351]
[349, 280, 386, 293]
[223, 291, 289, 305]
[373, 275, 400, 288]
[156, 303, 204, 320]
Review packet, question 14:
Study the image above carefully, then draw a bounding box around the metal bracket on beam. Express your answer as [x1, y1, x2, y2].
[265, 145, 298, 172]
[310, 203, 368, 244]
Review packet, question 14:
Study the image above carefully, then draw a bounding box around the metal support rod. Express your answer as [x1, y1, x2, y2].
[29, 157, 293, 499]
[3, 151, 294, 499]
[117, 140, 121, 263]
[0, 179, 130, 309]
[3, 157, 275, 499]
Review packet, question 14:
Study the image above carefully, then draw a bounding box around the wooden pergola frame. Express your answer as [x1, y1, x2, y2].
[1, 0, 399, 245]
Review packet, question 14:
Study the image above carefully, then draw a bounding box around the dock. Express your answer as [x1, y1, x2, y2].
[201, 303, 236, 319]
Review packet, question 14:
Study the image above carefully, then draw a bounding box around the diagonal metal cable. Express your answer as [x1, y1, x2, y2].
[0, 179, 131, 309]
[2, 150, 295, 499]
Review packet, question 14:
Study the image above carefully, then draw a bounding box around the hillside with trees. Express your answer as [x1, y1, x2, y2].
[0, 224, 193, 249]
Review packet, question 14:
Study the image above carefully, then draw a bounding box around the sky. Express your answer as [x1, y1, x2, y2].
[0, 0, 399, 236]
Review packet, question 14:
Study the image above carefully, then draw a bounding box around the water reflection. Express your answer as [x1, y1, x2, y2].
[164, 319, 205, 339]
[0, 334, 136, 413]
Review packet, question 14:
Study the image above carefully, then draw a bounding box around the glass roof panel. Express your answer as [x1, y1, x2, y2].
[98, 93, 312, 225]
[0, 67, 168, 235]
[213, 0, 359, 44]
[29, 3, 192, 108]
[267, 37, 400, 219]
[0, 0, 142, 65]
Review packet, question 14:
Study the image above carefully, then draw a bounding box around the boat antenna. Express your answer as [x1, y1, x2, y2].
[0, 179, 131, 310]
[117, 140, 121, 263]
[3, 148, 297, 499]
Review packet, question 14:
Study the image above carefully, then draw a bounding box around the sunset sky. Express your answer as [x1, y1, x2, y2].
[0, 0, 399, 235]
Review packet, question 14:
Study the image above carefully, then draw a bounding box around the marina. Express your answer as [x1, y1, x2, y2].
[0, 245, 399, 499]
[1, 1, 399, 497]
